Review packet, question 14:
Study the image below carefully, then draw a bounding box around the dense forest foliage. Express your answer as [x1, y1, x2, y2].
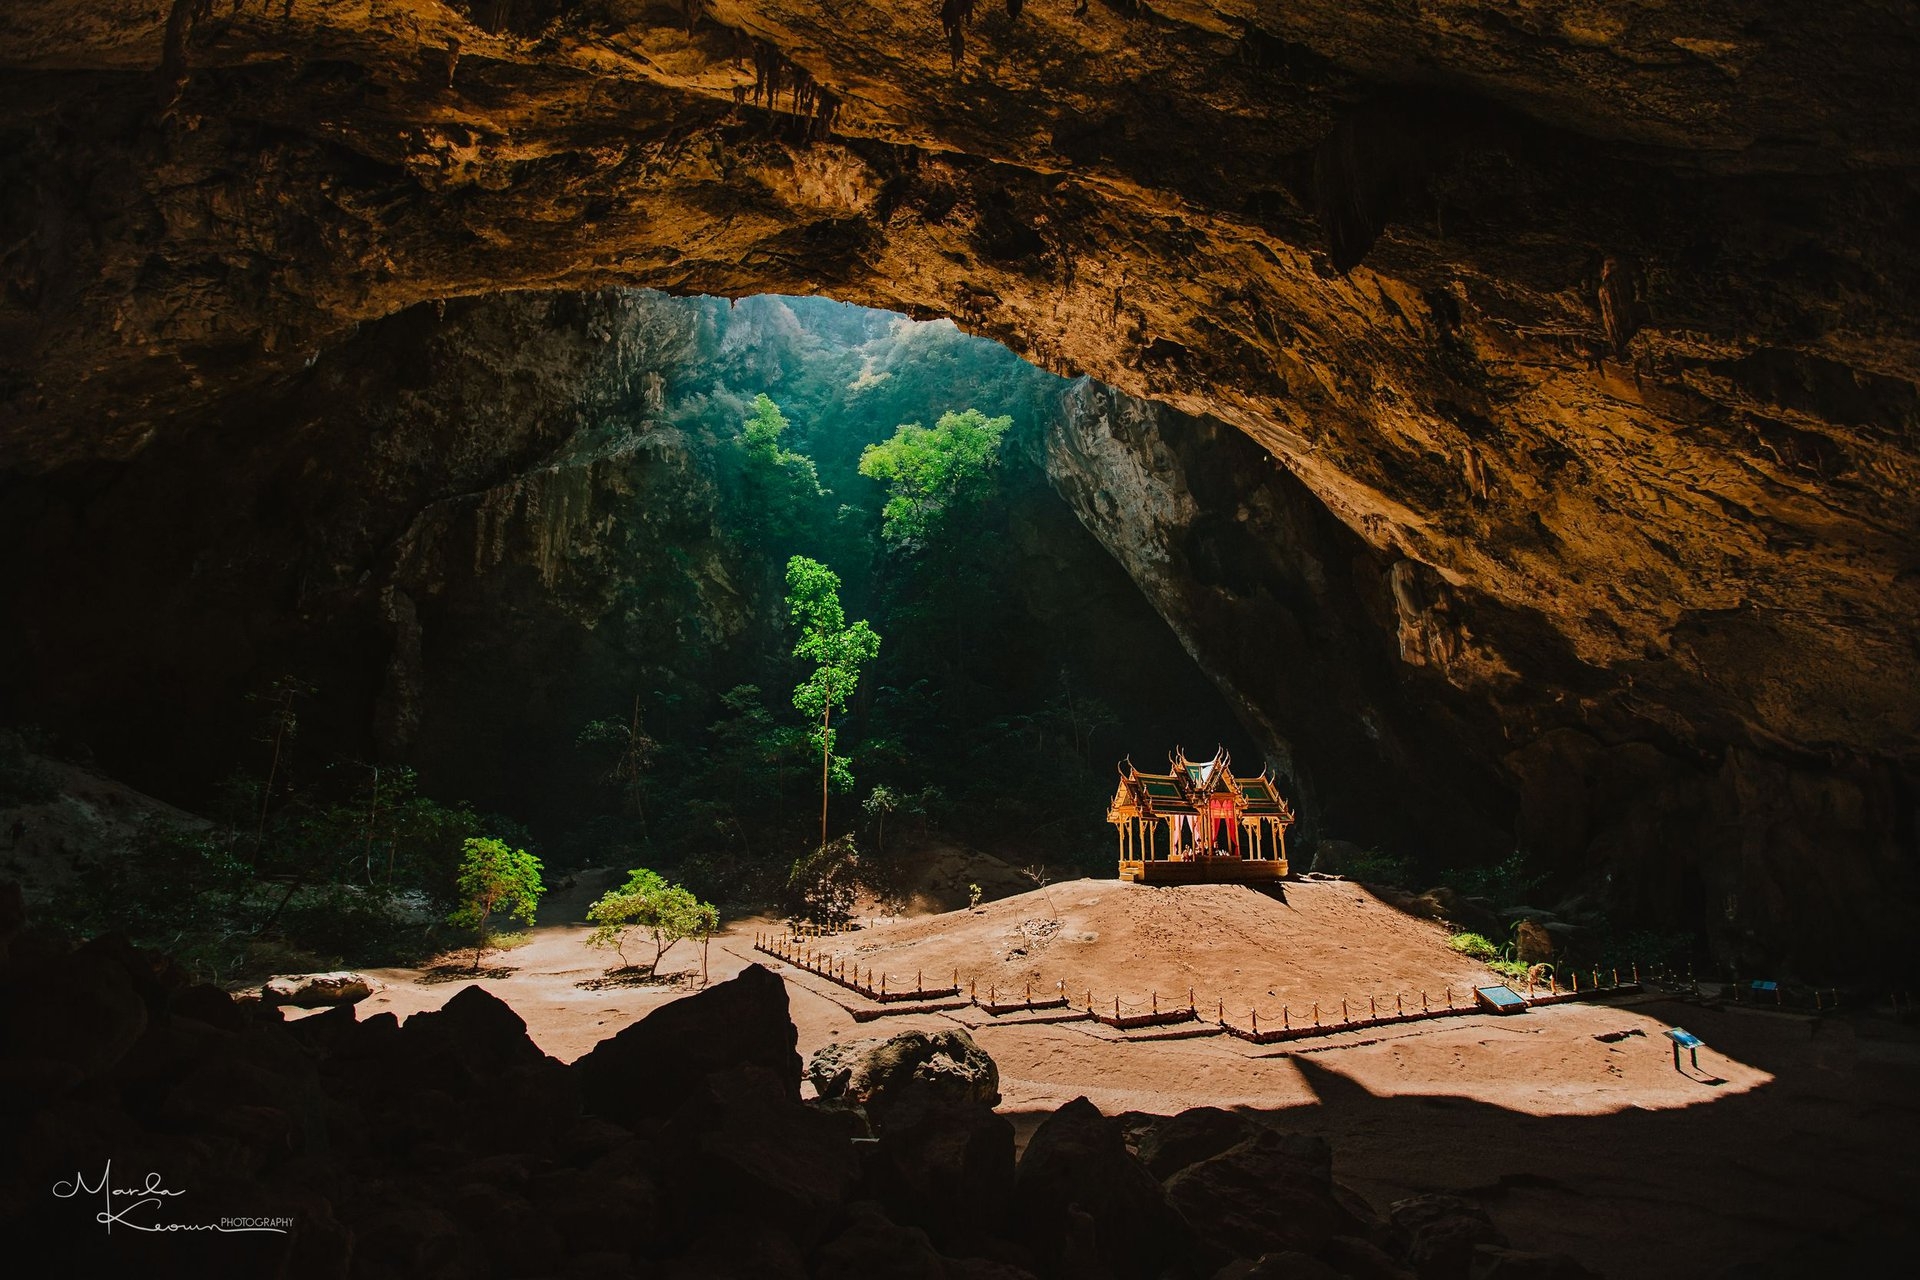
[20, 295, 1260, 972]
[570, 297, 1244, 907]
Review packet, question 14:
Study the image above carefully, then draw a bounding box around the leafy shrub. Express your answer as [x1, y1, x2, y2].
[587, 867, 718, 971]
[1487, 958, 1533, 983]
[447, 837, 545, 971]
[1342, 848, 1416, 887]
[1439, 851, 1544, 905]
[1448, 932, 1500, 961]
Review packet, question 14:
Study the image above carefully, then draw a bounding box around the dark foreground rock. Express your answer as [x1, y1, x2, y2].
[0, 910, 1599, 1278]
[574, 959, 802, 1126]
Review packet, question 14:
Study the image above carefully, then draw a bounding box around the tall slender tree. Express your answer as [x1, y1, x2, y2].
[785, 556, 881, 855]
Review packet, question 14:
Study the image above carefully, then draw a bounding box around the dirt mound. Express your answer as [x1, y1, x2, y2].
[828, 878, 1492, 1018]
[851, 837, 1046, 918]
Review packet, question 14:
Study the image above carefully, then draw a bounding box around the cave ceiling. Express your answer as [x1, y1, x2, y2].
[2, 1, 1917, 785]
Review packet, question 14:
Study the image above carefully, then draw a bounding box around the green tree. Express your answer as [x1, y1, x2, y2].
[448, 836, 546, 972]
[863, 784, 899, 857]
[736, 393, 825, 548]
[244, 674, 317, 863]
[585, 867, 719, 972]
[786, 556, 881, 856]
[577, 695, 658, 824]
[858, 407, 1012, 546]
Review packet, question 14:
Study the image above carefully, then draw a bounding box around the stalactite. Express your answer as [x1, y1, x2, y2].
[812, 89, 841, 142]
[158, 0, 216, 109]
[734, 36, 843, 141]
[937, 0, 974, 68]
[751, 40, 785, 107]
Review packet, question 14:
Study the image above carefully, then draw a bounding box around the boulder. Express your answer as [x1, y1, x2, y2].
[262, 972, 375, 1007]
[1513, 921, 1555, 966]
[812, 1028, 1000, 1121]
[1214, 1253, 1345, 1280]
[1137, 1108, 1328, 1184]
[1470, 1246, 1601, 1279]
[679, 1065, 862, 1248]
[657, 1210, 809, 1280]
[1321, 1235, 1418, 1279]
[815, 1201, 952, 1280]
[353, 1203, 490, 1280]
[1309, 839, 1366, 876]
[808, 1036, 884, 1099]
[1165, 1128, 1361, 1260]
[400, 984, 549, 1079]
[574, 963, 800, 1127]
[2, 945, 148, 1077]
[1388, 1195, 1507, 1280]
[446, 1181, 561, 1279]
[1410, 887, 1503, 939]
[1137, 1107, 1260, 1180]
[1014, 1096, 1197, 1280]
[866, 1090, 1017, 1246]
[171, 982, 249, 1032]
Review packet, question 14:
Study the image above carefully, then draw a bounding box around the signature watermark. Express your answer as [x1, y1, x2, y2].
[52, 1161, 292, 1235]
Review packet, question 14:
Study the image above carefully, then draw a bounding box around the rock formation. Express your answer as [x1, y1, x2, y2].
[2, 3, 1916, 971]
[2, 923, 1606, 1277]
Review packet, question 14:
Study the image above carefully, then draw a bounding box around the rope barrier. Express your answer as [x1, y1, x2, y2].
[750, 940, 1653, 1043]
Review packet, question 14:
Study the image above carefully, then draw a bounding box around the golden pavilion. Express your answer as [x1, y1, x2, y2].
[1106, 746, 1295, 883]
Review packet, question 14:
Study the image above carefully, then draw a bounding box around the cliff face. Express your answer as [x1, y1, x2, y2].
[1044, 384, 1918, 971]
[0, 289, 757, 814]
[2, 3, 1916, 969]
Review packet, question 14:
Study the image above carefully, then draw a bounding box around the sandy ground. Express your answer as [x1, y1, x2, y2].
[342, 875, 1920, 1277]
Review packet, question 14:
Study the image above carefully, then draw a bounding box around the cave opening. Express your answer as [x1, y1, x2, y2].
[8, 9, 1920, 1272]
[0, 288, 1286, 956]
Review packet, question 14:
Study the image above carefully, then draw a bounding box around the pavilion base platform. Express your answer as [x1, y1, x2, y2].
[1120, 858, 1289, 885]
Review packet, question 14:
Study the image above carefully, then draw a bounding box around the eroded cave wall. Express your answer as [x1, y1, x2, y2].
[1047, 384, 1920, 973]
[0, 289, 755, 813]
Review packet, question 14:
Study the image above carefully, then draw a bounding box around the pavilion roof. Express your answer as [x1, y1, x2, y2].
[1108, 747, 1295, 826]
